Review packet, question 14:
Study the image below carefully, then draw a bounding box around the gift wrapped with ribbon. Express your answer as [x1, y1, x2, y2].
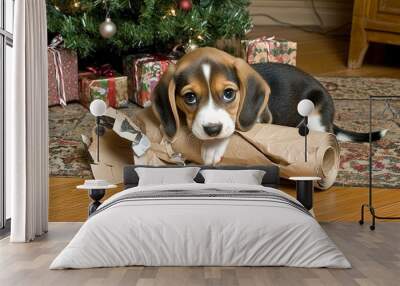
[79, 64, 128, 109]
[48, 35, 79, 106]
[124, 54, 176, 108]
[242, 36, 297, 65]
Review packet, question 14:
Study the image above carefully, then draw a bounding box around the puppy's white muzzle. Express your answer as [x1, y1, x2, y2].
[191, 105, 235, 141]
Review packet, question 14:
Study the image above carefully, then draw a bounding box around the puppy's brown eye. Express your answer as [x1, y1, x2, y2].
[183, 92, 198, 106]
[222, 88, 236, 103]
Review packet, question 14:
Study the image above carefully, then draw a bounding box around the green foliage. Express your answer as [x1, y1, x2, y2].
[47, 0, 252, 58]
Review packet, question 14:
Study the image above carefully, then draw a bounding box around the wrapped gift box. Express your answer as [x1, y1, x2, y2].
[124, 55, 175, 107]
[79, 74, 128, 109]
[243, 36, 297, 65]
[48, 48, 79, 106]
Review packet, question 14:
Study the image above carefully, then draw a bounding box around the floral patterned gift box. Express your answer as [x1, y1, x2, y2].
[124, 55, 176, 107]
[243, 36, 297, 65]
[79, 74, 129, 109]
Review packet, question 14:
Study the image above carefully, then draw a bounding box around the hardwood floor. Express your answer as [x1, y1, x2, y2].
[49, 26, 400, 223]
[49, 177, 400, 223]
[1, 222, 400, 286]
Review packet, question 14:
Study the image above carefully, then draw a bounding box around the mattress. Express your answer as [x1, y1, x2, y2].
[50, 183, 350, 269]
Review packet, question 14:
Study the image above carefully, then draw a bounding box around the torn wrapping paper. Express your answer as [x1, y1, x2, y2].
[87, 108, 151, 184]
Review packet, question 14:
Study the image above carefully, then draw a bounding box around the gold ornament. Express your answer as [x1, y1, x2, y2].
[169, 8, 176, 16]
[163, 7, 176, 19]
[99, 17, 117, 39]
[184, 39, 198, 53]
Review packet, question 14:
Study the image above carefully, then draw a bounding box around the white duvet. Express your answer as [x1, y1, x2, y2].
[50, 183, 351, 269]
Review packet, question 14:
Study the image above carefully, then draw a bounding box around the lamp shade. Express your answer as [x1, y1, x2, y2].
[89, 99, 107, 117]
[297, 99, 315, 117]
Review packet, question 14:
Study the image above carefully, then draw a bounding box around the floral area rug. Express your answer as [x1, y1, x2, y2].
[49, 77, 400, 188]
[317, 77, 400, 188]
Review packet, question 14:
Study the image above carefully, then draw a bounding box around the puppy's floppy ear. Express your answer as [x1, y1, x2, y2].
[234, 58, 270, 131]
[152, 65, 180, 139]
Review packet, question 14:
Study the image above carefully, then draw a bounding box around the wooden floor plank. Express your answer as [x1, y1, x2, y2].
[49, 177, 400, 223]
[2, 222, 399, 285]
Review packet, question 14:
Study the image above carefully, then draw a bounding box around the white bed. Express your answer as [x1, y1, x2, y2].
[50, 180, 350, 269]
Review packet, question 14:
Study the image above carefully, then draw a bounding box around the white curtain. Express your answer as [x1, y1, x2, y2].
[7, 0, 49, 242]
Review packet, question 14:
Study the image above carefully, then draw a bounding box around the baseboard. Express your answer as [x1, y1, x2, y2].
[249, 0, 354, 27]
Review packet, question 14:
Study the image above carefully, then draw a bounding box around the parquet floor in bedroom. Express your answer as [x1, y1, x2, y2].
[50, 26, 400, 223]
[1, 222, 400, 286]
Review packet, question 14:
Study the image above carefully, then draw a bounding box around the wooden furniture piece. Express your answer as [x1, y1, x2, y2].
[348, 0, 400, 68]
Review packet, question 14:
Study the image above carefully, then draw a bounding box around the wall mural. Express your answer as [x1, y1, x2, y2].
[47, 1, 399, 190]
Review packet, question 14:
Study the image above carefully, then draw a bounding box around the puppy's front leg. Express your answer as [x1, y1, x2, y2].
[201, 138, 230, 165]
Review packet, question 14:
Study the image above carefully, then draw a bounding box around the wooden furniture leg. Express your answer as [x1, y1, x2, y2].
[348, 18, 369, 68]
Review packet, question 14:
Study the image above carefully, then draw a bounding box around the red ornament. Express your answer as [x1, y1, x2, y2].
[179, 0, 192, 11]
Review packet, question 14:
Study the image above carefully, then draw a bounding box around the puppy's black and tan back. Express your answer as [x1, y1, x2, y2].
[252, 62, 386, 142]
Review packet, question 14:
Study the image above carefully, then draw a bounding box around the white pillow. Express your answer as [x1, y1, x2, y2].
[135, 167, 200, 186]
[200, 169, 266, 185]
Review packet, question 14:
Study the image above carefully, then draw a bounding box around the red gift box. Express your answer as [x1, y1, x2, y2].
[78, 66, 128, 109]
[48, 48, 79, 106]
[124, 54, 176, 107]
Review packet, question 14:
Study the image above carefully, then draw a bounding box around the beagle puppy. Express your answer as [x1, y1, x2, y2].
[152, 47, 386, 165]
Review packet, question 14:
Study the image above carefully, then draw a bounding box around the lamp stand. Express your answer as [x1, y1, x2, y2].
[96, 117, 100, 163]
[304, 116, 308, 162]
[94, 117, 106, 163]
[298, 116, 309, 162]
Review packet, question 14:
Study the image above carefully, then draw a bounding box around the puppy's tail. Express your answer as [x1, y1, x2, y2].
[333, 124, 388, 143]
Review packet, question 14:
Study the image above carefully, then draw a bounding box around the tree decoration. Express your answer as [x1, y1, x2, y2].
[49, 0, 82, 13]
[184, 38, 198, 53]
[72, 0, 80, 9]
[169, 8, 177, 16]
[99, 0, 117, 39]
[47, 0, 253, 58]
[179, 0, 192, 11]
[99, 17, 117, 38]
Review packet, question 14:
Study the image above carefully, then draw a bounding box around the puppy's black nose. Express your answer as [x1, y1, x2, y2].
[203, 123, 223, 137]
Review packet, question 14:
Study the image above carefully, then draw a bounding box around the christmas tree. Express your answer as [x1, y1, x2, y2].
[47, 0, 252, 59]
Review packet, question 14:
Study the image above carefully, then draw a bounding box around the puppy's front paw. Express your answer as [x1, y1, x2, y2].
[201, 138, 230, 165]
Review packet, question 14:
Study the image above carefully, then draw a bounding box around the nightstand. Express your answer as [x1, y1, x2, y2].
[77, 180, 117, 216]
[348, 0, 400, 68]
[289, 177, 321, 211]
